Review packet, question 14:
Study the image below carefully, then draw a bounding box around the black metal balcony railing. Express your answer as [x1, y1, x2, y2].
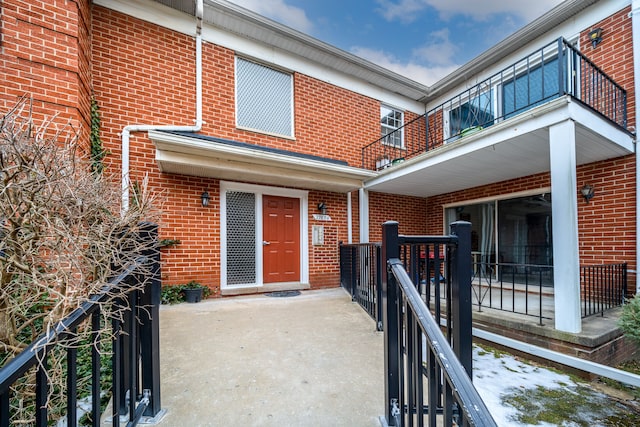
[363, 37, 628, 170]
[0, 223, 162, 427]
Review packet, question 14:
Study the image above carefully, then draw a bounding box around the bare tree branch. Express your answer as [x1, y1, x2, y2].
[0, 96, 161, 424]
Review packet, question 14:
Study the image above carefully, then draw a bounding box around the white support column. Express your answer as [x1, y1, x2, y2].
[549, 120, 581, 333]
[359, 188, 369, 243]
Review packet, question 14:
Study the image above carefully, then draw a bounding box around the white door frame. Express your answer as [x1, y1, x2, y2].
[220, 181, 309, 291]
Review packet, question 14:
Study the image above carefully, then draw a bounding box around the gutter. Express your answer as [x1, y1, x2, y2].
[633, 0, 640, 293]
[120, 0, 204, 213]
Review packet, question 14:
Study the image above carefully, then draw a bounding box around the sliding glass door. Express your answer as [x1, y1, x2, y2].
[446, 193, 553, 283]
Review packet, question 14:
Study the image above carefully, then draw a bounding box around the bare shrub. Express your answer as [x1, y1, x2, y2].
[0, 96, 160, 424]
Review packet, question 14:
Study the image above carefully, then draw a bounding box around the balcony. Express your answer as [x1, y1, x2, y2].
[363, 38, 633, 196]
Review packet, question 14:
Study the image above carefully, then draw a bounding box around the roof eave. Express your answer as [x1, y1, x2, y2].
[201, 0, 429, 100]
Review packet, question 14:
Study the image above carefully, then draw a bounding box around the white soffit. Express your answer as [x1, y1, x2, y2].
[149, 131, 375, 193]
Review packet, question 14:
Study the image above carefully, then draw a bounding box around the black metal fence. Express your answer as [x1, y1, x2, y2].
[0, 223, 162, 427]
[581, 263, 627, 318]
[470, 261, 628, 322]
[472, 262, 554, 325]
[362, 37, 628, 170]
[382, 221, 496, 426]
[339, 243, 383, 330]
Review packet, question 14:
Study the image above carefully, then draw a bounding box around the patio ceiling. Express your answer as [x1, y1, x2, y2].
[364, 98, 635, 198]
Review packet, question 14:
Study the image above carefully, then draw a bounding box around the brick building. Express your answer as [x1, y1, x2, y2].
[1, 0, 638, 336]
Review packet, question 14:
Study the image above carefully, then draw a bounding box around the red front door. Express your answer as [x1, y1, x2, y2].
[262, 195, 300, 283]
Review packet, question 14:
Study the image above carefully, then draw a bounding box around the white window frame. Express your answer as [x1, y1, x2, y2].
[220, 181, 309, 290]
[380, 104, 404, 149]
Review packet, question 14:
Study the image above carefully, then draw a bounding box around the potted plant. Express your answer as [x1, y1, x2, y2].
[181, 280, 210, 303]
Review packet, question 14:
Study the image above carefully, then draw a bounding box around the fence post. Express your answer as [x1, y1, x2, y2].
[449, 221, 473, 377]
[382, 221, 401, 426]
[425, 113, 429, 152]
[376, 244, 383, 331]
[557, 37, 565, 97]
[138, 222, 162, 418]
[351, 246, 358, 301]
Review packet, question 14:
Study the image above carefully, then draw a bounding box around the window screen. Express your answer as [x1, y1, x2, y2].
[236, 57, 293, 137]
[226, 191, 256, 285]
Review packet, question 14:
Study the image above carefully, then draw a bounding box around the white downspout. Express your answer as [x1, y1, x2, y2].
[347, 192, 352, 244]
[121, 0, 204, 213]
[632, 0, 640, 293]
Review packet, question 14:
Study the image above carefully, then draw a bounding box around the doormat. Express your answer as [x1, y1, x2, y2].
[264, 290, 301, 297]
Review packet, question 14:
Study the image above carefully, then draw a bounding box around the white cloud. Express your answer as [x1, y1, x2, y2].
[350, 46, 460, 86]
[349, 27, 461, 86]
[376, 0, 565, 23]
[376, 0, 426, 24]
[227, 0, 314, 33]
[412, 28, 457, 66]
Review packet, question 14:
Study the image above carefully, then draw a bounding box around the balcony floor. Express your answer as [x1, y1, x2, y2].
[155, 288, 384, 426]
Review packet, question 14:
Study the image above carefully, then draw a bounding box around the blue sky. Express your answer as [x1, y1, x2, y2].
[227, 0, 565, 86]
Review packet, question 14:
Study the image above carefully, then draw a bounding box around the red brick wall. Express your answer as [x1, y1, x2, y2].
[426, 173, 552, 234]
[0, 0, 91, 147]
[92, 6, 206, 286]
[580, 6, 635, 130]
[475, 320, 639, 367]
[76, 0, 92, 147]
[421, 7, 638, 292]
[369, 192, 427, 242]
[295, 74, 379, 167]
[308, 191, 350, 288]
[91, 6, 391, 294]
[157, 176, 221, 291]
[350, 190, 361, 243]
[577, 156, 636, 278]
[198, 45, 379, 168]
[577, 6, 637, 287]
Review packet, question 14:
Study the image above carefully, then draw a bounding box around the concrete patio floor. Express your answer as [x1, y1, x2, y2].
[155, 288, 384, 426]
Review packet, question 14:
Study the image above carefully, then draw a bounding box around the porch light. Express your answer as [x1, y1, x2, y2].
[317, 202, 327, 215]
[201, 191, 210, 207]
[588, 28, 603, 48]
[580, 185, 595, 203]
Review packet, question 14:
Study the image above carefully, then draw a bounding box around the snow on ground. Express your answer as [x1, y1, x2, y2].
[472, 345, 573, 426]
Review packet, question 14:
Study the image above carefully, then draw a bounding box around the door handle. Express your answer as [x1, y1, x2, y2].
[262, 241, 270, 246]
